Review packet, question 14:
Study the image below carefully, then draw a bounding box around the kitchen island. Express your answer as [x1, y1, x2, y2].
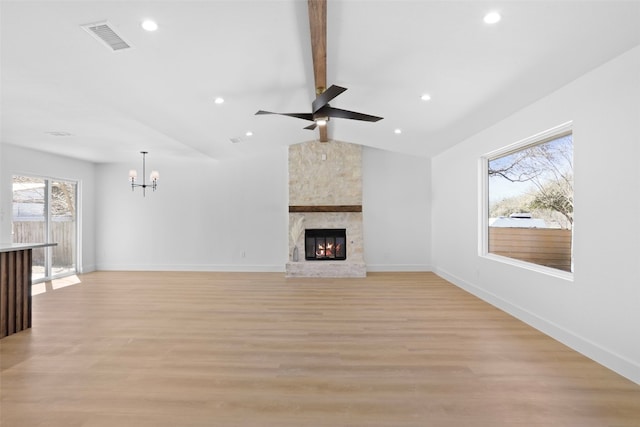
[1, 243, 56, 338]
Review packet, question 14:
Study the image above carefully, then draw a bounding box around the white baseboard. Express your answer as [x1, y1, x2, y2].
[95, 264, 285, 272]
[366, 264, 432, 272]
[94, 264, 433, 273]
[435, 267, 640, 386]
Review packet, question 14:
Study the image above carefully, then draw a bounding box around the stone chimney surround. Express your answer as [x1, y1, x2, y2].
[286, 140, 366, 277]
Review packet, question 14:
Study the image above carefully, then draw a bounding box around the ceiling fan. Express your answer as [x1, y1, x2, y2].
[255, 0, 383, 142]
[255, 84, 383, 131]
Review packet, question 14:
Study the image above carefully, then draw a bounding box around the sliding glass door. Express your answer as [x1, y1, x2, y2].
[50, 179, 77, 277]
[12, 176, 47, 281]
[12, 176, 78, 282]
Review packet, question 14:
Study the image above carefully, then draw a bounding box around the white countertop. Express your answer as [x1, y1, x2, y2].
[0, 243, 58, 253]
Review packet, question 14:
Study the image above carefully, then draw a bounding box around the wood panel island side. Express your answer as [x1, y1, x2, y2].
[0, 243, 56, 338]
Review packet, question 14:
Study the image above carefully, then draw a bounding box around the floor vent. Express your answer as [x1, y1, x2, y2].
[81, 21, 132, 52]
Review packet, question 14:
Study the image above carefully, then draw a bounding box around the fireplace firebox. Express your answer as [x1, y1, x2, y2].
[305, 229, 347, 261]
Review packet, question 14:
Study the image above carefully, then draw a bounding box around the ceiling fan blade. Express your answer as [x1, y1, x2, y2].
[322, 106, 383, 122]
[312, 85, 347, 113]
[304, 123, 318, 130]
[255, 110, 315, 122]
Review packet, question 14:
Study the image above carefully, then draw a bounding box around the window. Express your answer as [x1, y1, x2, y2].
[12, 175, 79, 282]
[483, 123, 573, 274]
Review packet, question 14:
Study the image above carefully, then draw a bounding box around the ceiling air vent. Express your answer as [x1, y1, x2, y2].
[81, 21, 132, 52]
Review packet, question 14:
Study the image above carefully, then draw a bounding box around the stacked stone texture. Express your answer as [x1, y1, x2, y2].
[286, 140, 366, 277]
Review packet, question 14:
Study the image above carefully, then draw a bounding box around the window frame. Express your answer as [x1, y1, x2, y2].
[12, 174, 81, 283]
[479, 121, 574, 281]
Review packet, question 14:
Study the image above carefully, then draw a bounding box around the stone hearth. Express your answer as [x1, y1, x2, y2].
[286, 140, 366, 277]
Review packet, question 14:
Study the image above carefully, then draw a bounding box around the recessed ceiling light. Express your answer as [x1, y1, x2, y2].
[245, 131, 253, 137]
[214, 97, 224, 104]
[484, 11, 501, 24]
[141, 19, 158, 32]
[394, 129, 402, 135]
[421, 94, 431, 101]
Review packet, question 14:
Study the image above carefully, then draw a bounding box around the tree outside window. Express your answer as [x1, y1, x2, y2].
[487, 131, 573, 272]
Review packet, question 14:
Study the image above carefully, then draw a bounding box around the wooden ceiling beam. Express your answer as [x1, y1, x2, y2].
[308, 0, 329, 142]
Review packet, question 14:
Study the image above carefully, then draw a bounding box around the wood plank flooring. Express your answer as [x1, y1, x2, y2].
[1, 271, 639, 426]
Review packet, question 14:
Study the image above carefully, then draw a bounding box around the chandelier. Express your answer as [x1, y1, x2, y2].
[129, 151, 159, 196]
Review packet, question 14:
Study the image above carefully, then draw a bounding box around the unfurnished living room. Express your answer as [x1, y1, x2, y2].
[1, 1, 639, 426]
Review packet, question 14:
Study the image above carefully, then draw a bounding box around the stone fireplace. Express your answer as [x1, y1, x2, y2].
[286, 140, 366, 277]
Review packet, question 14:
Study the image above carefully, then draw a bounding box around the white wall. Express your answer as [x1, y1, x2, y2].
[1, 134, 431, 274]
[95, 145, 432, 272]
[0, 144, 97, 272]
[363, 147, 431, 271]
[95, 149, 289, 271]
[432, 45, 640, 384]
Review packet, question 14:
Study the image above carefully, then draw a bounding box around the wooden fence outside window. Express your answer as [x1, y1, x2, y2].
[12, 221, 75, 267]
[489, 227, 572, 272]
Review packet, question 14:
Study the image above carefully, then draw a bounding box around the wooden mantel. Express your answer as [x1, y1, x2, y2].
[289, 205, 362, 213]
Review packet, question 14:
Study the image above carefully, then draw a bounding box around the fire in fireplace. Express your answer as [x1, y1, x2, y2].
[305, 229, 347, 261]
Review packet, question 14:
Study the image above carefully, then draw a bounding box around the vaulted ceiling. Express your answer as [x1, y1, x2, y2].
[1, 1, 639, 163]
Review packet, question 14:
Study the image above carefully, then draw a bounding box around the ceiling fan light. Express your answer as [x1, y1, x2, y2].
[316, 118, 327, 126]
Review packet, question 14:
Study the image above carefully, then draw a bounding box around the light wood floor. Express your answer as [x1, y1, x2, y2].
[1, 272, 639, 426]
